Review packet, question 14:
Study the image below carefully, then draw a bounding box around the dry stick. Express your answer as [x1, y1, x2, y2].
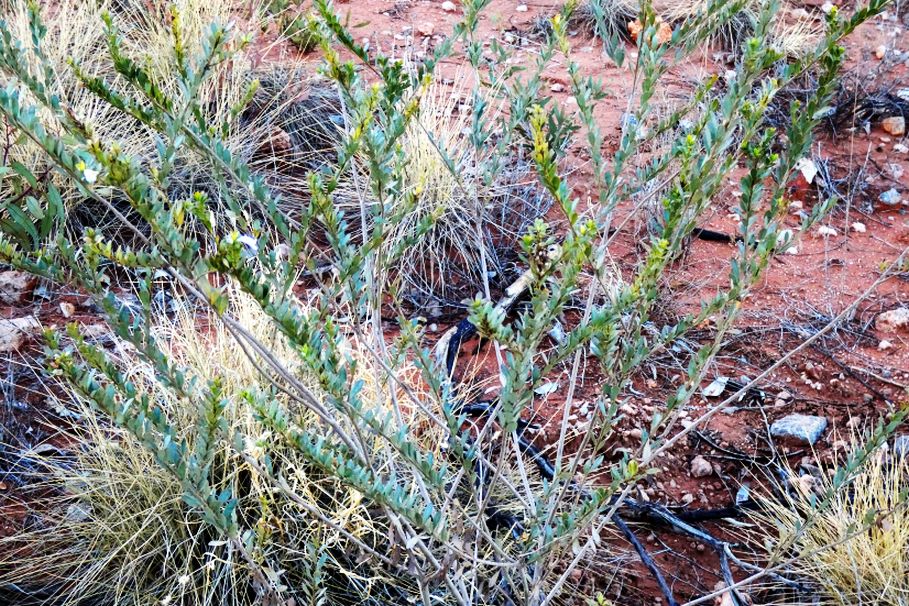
[846, 363, 908, 390]
[213, 312, 369, 461]
[614, 514, 679, 606]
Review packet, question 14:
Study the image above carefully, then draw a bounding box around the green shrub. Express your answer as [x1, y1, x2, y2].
[0, 0, 900, 604]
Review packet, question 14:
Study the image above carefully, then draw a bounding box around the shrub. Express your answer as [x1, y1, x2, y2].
[1, 288, 440, 605]
[0, 0, 901, 604]
[332, 69, 550, 310]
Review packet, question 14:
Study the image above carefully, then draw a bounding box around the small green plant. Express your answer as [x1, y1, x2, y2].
[266, 0, 319, 52]
[0, 0, 902, 604]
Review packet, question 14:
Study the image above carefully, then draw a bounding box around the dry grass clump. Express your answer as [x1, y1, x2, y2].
[568, 0, 639, 42]
[0, 0, 300, 238]
[0, 289, 448, 605]
[659, 0, 762, 50]
[768, 9, 823, 59]
[336, 72, 550, 311]
[558, 0, 821, 58]
[265, 0, 319, 52]
[749, 439, 909, 606]
[239, 69, 345, 230]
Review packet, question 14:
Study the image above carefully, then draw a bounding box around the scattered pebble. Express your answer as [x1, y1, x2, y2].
[817, 225, 838, 237]
[59, 301, 75, 318]
[894, 143, 909, 154]
[879, 188, 901, 205]
[689, 455, 713, 478]
[770, 414, 828, 445]
[876, 307, 909, 333]
[878, 339, 894, 351]
[516, 3, 528, 12]
[418, 22, 435, 36]
[875, 45, 887, 59]
[0, 270, 36, 305]
[882, 115, 906, 136]
[441, 0, 457, 12]
[851, 221, 866, 233]
[0, 316, 41, 353]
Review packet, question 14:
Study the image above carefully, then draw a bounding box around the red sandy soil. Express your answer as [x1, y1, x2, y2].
[2, 0, 908, 603]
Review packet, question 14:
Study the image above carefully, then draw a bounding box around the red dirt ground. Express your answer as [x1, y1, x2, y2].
[2, 0, 908, 604]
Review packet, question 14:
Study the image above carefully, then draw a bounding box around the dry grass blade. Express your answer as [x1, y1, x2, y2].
[748, 438, 909, 605]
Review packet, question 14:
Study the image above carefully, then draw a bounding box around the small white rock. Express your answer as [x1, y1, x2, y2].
[880, 188, 902, 206]
[59, 301, 75, 318]
[0, 316, 41, 353]
[876, 307, 909, 333]
[703, 376, 729, 397]
[690, 455, 713, 478]
[878, 339, 894, 351]
[516, 3, 528, 12]
[817, 225, 838, 237]
[820, 1, 835, 13]
[795, 157, 818, 184]
[441, 0, 457, 12]
[0, 270, 36, 305]
[882, 116, 905, 136]
[851, 221, 866, 233]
